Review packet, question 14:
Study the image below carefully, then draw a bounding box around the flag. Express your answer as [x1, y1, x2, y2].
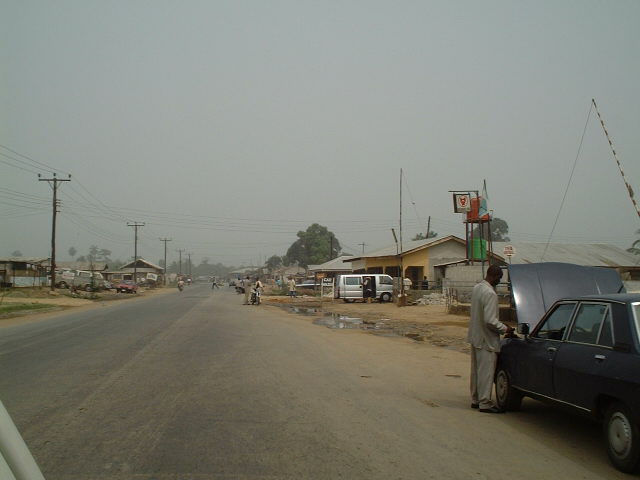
[478, 179, 489, 218]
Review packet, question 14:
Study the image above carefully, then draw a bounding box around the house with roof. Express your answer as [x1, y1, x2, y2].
[345, 235, 470, 286]
[307, 256, 353, 280]
[104, 258, 165, 284]
[0, 257, 50, 287]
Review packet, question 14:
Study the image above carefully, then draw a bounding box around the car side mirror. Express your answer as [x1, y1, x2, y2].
[517, 323, 530, 336]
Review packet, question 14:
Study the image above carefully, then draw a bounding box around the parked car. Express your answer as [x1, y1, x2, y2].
[496, 263, 639, 473]
[72, 270, 106, 291]
[334, 274, 394, 302]
[116, 280, 138, 294]
[55, 269, 76, 288]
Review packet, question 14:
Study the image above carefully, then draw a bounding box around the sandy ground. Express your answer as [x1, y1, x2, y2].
[262, 295, 502, 353]
[0, 286, 175, 328]
[2, 288, 512, 353]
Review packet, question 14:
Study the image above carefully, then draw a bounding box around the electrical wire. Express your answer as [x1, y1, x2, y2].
[541, 102, 593, 261]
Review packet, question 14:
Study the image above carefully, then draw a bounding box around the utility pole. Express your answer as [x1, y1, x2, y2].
[187, 252, 192, 278]
[127, 222, 145, 283]
[159, 238, 172, 286]
[358, 242, 367, 254]
[177, 249, 184, 276]
[38, 173, 71, 291]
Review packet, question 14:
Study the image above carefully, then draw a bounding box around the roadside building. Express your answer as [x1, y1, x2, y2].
[443, 242, 640, 301]
[105, 258, 164, 285]
[308, 256, 353, 279]
[345, 235, 469, 288]
[0, 257, 49, 287]
[56, 261, 108, 272]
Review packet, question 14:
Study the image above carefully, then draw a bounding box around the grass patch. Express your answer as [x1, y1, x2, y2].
[0, 303, 58, 315]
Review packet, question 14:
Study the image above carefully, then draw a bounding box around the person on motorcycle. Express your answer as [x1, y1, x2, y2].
[251, 277, 264, 305]
[177, 279, 185, 291]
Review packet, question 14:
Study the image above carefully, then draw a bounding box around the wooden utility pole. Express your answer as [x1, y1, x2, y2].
[38, 173, 71, 290]
[358, 242, 367, 254]
[127, 222, 145, 283]
[177, 249, 184, 275]
[159, 238, 172, 285]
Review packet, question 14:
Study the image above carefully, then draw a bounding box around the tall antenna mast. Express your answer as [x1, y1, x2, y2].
[592, 98, 640, 220]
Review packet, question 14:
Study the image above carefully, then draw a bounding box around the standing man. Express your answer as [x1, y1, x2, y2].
[243, 276, 252, 305]
[287, 277, 296, 298]
[467, 265, 513, 413]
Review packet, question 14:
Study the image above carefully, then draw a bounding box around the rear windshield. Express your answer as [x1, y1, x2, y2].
[632, 303, 640, 343]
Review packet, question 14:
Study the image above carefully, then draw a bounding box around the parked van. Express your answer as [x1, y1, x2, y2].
[334, 274, 395, 302]
[72, 270, 105, 291]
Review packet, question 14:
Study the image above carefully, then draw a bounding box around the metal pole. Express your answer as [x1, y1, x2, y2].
[592, 98, 640, 220]
[0, 400, 46, 480]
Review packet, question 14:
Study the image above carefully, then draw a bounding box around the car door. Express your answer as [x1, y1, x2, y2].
[344, 276, 362, 299]
[518, 302, 577, 399]
[553, 302, 614, 410]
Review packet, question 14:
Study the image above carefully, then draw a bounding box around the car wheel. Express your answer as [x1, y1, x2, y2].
[604, 402, 640, 473]
[344, 298, 355, 303]
[85, 285, 93, 292]
[380, 292, 391, 302]
[495, 366, 522, 411]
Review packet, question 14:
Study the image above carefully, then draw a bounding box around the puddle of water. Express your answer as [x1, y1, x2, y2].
[312, 315, 363, 329]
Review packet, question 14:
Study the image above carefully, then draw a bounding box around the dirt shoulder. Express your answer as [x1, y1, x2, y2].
[0, 287, 175, 328]
[262, 295, 499, 353]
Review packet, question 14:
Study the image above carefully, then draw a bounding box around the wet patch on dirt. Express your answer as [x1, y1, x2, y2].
[279, 305, 470, 353]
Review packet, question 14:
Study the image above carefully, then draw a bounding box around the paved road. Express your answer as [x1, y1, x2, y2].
[0, 285, 624, 479]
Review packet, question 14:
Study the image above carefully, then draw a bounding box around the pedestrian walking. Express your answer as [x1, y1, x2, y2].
[467, 265, 513, 413]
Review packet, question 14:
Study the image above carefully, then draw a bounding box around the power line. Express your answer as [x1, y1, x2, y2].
[541, 101, 593, 261]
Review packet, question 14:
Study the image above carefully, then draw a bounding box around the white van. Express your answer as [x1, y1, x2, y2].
[334, 274, 395, 302]
[72, 270, 105, 291]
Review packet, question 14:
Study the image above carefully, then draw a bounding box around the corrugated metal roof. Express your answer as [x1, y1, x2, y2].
[0, 257, 49, 264]
[347, 235, 465, 261]
[308, 256, 353, 272]
[493, 242, 640, 267]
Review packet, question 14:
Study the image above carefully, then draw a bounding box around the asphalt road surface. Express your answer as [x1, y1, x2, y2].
[0, 284, 627, 479]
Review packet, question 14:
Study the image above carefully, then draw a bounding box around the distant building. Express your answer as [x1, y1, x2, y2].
[0, 257, 49, 287]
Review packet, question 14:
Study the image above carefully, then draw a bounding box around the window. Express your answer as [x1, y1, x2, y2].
[568, 303, 608, 345]
[379, 276, 393, 285]
[598, 310, 614, 347]
[345, 277, 361, 286]
[534, 303, 576, 341]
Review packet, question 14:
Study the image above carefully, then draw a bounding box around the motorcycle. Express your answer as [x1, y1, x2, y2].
[250, 287, 261, 305]
[177, 281, 184, 292]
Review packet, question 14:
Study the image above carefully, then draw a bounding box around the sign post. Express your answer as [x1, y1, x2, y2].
[503, 245, 516, 264]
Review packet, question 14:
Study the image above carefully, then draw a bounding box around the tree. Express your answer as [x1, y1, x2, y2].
[77, 255, 87, 263]
[285, 223, 341, 268]
[412, 230, 437, 241]
[68, 246, 77, 258]
[11, 250, 23, 257]
[472, 217, 510, 241]
[265, 255, 283, 272]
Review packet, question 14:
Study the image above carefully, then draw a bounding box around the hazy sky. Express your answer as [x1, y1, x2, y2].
[2, 0, 639, 267]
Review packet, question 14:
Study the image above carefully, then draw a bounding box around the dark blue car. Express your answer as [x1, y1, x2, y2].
[496, 263, 640, 473]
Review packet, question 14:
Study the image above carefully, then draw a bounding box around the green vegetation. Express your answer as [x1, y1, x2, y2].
[0, 303, 57, 316]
